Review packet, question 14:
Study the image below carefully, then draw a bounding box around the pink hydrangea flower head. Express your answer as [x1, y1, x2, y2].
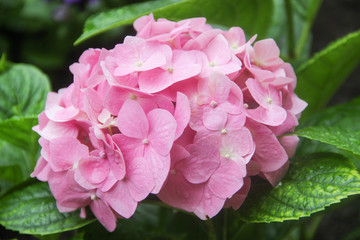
[31, 13, 307, 231]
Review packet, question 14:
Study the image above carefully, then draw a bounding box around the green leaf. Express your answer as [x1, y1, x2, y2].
[0, 116, 39, 150]
[0, 140, 34, 177]
[0, 180, 94, 235]
[238, 153, 360, 222]
[0, 165, 23, 196]
[295, 30, 360, 117]
[0, 63, 51, 120]
[295, 126, 360, 156]
[269, 0, 322, 62]
[83, 203, 207, 240]
[75, 0, 273, 45]
[296, 97, 360, 167]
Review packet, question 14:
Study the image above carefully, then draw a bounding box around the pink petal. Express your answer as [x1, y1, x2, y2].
[178, 136, 220, 184]
[203, 107, 227, 130]
[157, 171, 204, 212]
[125, 157, 154, 201]
[31, 157, 50, 181]
[279, 135, 299, 158]
[193, 187, 226, 220]
[207, 158, 246, 199]
[138, 68, 173, 93]
[48, 171, 91, 210]
[147, 109, 177, 156]
[112, 134, 144, 160]
[173, 92, 191, 140]
[144, 148, 171, 194]
[247, 105, 287, 126]
[100, 181, 137, 218]
[78, 156, 110, 185]
[116, 100, 149, 139]
[90, 199, 117, 232]
[204, 34, 231, 65]
[224, 177, 251, 210]
[49, 137, 89, 171]
[250, 123, 288, 172]
[262, 161, 290, 187]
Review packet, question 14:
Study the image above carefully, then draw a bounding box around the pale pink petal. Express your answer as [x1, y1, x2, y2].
[247, 105, 287, 126]
[173, 92, 191, 140]
[124, 157, 154, 201]
[112, 134, 144, 160]
[116, 100, 149, 139]
[204, 34, 231, 65]
[49, 137, 89, 171]
[193, 187, 226, 220]
[138, 68, 173, 93]
[31, 157, 50, 181]
[203, 107, 227, 130]
[144, 147, 171, 194]
[207, 158, 246, 198]
[147, 109, 177, 156]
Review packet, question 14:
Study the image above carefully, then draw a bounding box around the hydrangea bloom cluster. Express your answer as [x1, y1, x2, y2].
[32, 14, 307, 231]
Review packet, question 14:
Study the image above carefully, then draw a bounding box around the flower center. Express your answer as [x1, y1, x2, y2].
[244, 103, 249, 109]
[266, 97, 273, 104]
[224, 153, 231, 159]
[129, 94, 137, 100]
[209, 61, 215, 67]
[210, 100, 218, 108]
[142, 138, 149, 145]
[99, 151, 106, 159]
[167, 67, 174, 73]
[136, 61, 143, 67]
[72, 162, 78, 170]
[221, 128, 227, 135]
[90, 193, 96, 200]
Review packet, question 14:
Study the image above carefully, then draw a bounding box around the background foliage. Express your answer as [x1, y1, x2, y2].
[0, 0, 359, 239]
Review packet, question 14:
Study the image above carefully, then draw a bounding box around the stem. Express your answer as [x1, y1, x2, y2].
[223, 209, 228, 240]
[285, 0, 295, 59]
[206, 217, 217, 240]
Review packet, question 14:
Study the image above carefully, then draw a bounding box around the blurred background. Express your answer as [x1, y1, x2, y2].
[0, 0, 359, 239]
